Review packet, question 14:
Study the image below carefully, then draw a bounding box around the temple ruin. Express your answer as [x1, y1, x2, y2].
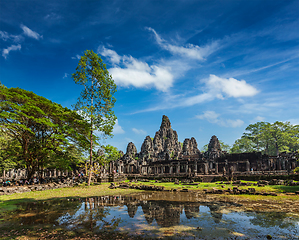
[112, 115, 298, 178]
[1, 115, 298, 182]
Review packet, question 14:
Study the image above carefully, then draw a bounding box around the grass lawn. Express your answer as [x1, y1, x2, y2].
[1, 180, 298, 207]
[124, 179, 299, 193]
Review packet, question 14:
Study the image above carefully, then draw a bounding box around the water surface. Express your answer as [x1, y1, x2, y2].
[5, 192, 299, 239]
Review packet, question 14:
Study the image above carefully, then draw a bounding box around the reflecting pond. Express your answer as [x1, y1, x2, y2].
[3, 192, 299, 239]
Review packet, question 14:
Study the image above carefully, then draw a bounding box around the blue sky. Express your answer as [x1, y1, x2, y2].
[1, 0, 299, 152]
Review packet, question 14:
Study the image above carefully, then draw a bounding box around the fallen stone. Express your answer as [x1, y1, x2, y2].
[181, 188, 188, 192]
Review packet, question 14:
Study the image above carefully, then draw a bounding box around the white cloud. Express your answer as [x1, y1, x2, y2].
[204, 74, 259, 98]
[2, 44, 21, 59]
[0, 31, 10, 41]
[147, 27, 219, 60]
[222, 57, 299, 79]
[134, 74, 259, 113]
[71, 54, 81, 60]
[100, 46, 121, 64]
[196, 110, 244, 128]
[226, 119, 244, 128]
[97, 28, 221, 92]
[0, 31, 23, 42]
[98, 47, 174, 92]
[20, 25, 42, 40]
[254, 116, 265, 122]
[132, 128, 147, 135]
[112, 119, 125, 134]
[44, 13, 61, 21]
[196, 111, 220, 123]
[63, 73, 69, 79]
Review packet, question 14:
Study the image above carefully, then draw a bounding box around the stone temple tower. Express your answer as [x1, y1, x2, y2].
[207, 135, 222, 159]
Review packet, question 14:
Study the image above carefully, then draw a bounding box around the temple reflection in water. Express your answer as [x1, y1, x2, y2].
[85, 194, 223, 227]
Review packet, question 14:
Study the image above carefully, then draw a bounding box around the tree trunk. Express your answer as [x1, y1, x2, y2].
[276, 143, 279, 156]
[27, 166, 34, 181]
[88, 78, 94, 186]
[88, 125, 93, 186]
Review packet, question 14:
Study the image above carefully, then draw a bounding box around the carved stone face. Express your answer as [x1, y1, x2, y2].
[126, 142, 137, 156]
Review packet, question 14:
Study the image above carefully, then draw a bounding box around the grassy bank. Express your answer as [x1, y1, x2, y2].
[0, 183, 139, 202]
[122, 179, 299, 193]
[1, 180, 299, 204]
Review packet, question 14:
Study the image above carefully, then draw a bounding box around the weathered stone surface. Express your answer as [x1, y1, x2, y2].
[183, 137, 200, 156]
[181, 188, 189, 192]
[0, 181, 76, 195]
[208, 135, 221, 152]
[126, 142, 137, 157]
[140, 136, 154, 158]
[160, 115, 171, 129]
[119, 151, 124, 157]
[152, 115, 182, 160]
[206, 135, 222, 159]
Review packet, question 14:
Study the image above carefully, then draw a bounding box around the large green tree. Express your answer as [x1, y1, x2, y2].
[72, 50, 117, 185]
[243, 122, 268, 152]
[231, 121, 299, 155]
[267, 121, 296, 155]
[0, 85, 90, 179]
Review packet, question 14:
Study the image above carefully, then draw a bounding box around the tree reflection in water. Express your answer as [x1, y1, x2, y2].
[8, 194, 299, 239]
[249, 212, 296, 229]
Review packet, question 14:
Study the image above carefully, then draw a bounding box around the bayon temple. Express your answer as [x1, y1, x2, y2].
[1, 115, 298, 181]
[112, 115, 298, 177]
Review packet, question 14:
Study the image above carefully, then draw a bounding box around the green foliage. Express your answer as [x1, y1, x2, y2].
[47, 144, 86, 170]
[0, 85, 90, 179]
[201, 140, 231, 152]
[294, 167, 299, 173]
[72, 50, 117, 136]
[219, 140, 231, 152]
[230, 137, 255, 153]
[101, 144, 121, 164]
[201, 144, 208, 152]
[0, 130, 20, 173]
[231, 121, 299, 155]
[72, 50, 117, 185]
